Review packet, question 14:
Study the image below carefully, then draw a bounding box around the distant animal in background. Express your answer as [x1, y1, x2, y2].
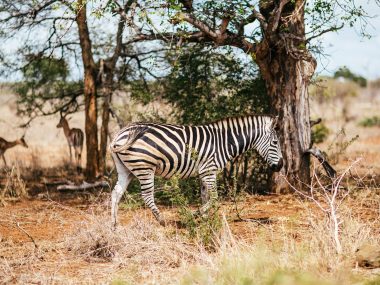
[0, 135, 28, 166]
[57, 112, 84, 173]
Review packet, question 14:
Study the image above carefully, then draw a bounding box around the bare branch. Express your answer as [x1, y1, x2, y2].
[219, 17, 230, 34]
[306, 24, 344, 43]
[1, 0, 59, 22]
[310, 118, 322, 127]
[16, 222, 38, 249]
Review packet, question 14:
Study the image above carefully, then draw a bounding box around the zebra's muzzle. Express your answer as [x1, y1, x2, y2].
[270, 158, 283, 172]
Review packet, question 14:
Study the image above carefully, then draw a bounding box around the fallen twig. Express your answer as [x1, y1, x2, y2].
[57, 181, 109, 191]
[16, 222, 38, 249]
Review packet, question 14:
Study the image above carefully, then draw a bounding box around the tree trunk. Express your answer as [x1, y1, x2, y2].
[260, 55, 316, 192]
[76, 1, 99, 182]
[256, 0, 317, 192]
[98, 16, 126, 175]
[99, 72, 113, 175]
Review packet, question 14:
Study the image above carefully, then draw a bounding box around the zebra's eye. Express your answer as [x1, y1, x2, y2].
[273, 140, 278, 145]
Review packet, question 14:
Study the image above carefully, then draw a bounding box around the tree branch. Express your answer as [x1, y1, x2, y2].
[172, 12, 218, 39]
[268, 0, 289, 33]
[219, 17, 230, 34]
[305, 148, 337, 178]
[306, 24, 344, 43]
[242, 8, 268, 31]
[310, 118, 322, 127]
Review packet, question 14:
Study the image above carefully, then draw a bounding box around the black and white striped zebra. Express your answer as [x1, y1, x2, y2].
[109, 115, 283, 226]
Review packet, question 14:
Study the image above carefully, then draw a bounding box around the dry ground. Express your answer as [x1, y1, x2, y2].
[0, 191, 379, 284]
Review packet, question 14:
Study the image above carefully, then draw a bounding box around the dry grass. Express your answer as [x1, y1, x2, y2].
[178, 208, 380, 285]
[0, 165, 28, 205]
[0, 183, 379, 284]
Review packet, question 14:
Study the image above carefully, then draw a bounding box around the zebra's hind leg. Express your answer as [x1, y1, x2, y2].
[111, 153, 134, 229]
[136, 171, 165, 226]
[199, 172, 218, 215]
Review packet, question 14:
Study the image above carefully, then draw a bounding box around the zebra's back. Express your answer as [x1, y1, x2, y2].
[112, 123, 218, 179]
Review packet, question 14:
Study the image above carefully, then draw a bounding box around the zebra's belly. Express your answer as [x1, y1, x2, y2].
[154, 158, 201, 179]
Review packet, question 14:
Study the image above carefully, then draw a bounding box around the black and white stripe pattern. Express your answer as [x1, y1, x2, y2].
[110, 115, 283, 226]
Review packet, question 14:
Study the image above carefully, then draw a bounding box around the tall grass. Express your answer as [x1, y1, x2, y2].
[1, 165, 28, 205]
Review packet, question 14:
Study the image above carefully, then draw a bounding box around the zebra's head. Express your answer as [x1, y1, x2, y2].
[255, 116, 283, 172]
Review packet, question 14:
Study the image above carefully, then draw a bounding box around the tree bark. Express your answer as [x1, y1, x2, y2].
[98, 17, 126, 175]
[99, 72, 113, 175]
[76, 1, 99, 181]
[256, 0, 316, 192]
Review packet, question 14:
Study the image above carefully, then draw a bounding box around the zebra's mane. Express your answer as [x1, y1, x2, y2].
[206, 114, 275, 128]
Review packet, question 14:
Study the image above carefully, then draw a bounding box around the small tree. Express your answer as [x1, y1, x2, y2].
[16, 56, 83, 121]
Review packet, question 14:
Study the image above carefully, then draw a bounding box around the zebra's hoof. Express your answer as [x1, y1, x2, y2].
[158, 218, 166, 227]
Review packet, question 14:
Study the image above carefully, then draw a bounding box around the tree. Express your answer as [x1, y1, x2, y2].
[116, 0, 372, 192]
[75, 0, 99, 180]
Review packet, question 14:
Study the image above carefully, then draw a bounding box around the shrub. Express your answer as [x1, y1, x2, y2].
[1, 166, 28, 204]
[311, 123, 330, 144]
[327, 128, 359, 164]
[162, 175, 222, 248]
[359, 116, 380, 127]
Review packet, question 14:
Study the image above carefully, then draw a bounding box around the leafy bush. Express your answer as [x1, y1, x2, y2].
[334, 66, 367, 87]
[359, 116, 380, 127]
[311, 123, 330, 144]
[327, 128, 359, 164]
[15, 55, 82, 117]
[161, 175, 222, 248]
[165, 45, 270, 125]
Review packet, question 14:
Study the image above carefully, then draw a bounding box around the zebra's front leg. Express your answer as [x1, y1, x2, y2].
[138, 172, 165, 226]
[199, 172, 218, 215]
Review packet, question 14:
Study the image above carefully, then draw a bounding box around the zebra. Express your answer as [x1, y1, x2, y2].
[109, 115, 283, 227]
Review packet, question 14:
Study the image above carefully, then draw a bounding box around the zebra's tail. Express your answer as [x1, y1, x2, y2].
[109, 124, 149, 153]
